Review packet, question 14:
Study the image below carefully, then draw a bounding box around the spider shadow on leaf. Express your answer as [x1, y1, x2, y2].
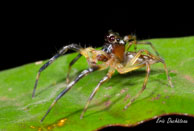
[35, 67, 164, 97]
[50, 69, 164, 121]
[35, 67, 168, 124]
[84, 70, 162, 118]
[85, 88, 159, 119]
[109, 69, 164, 86]
[52, 80, 159, 122]
[35, 78, 66, 97]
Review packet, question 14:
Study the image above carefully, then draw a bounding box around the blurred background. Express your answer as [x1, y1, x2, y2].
[1, 8, 194, 71]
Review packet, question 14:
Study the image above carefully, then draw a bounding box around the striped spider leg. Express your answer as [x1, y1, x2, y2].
[32, 44, 81, 98]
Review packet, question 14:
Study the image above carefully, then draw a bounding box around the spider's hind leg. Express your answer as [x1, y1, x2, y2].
[32, 44, 82, 98]
[66, 54, 82, 84]
[156, 58, 174, 88]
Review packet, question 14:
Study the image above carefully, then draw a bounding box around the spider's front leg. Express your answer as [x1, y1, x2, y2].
[80, 68, 115, 119]
[124, 34, 137, 52]
[32, 44, 82, 98]
[124, 35, 160, 56]
[136, 41, 160, 56]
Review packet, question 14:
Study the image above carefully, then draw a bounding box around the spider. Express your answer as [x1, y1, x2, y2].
[32, 30, 173, 122]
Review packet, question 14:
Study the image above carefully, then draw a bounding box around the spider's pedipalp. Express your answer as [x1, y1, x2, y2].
[40, 67, 99, 122]
[32, 44, 82, 98]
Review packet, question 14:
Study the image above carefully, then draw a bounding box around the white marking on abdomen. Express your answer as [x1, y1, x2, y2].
[143, 56, 148, 59]
[128, 54, 134, 58]
[137, 58, 143, 62]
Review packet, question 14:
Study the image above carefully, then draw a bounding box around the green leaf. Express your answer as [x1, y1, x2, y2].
[0, 36, 194, 131]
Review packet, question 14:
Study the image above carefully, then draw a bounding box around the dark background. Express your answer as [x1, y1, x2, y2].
[1, 8, 194, 71]
[1, 7, 194, 129]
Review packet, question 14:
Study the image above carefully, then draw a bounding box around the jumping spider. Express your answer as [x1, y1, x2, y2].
[32, 30, 173, 122]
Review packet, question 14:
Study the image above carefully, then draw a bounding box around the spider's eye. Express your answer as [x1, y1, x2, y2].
[109, 36, 115, 42]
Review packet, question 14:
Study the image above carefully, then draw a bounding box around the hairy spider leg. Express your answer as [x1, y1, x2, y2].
[32, 44, 82, 98]
[40, 67, 99, 122]
[136, 41, 160, 56]
[124, 35, 160, 56]
[66, 54, 82, 84]
[124, 62, 150, 109]
[80, 68, 115, 119]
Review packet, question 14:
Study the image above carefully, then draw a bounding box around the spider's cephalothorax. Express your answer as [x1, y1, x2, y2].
[32, 30, 173, 122]
[102, 30, 126, 62]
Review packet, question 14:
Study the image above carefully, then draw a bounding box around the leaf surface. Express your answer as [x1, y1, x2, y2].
[0, 36, 194, 131]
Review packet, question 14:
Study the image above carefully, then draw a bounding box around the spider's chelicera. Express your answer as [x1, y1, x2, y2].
[32, 30, 173, 122]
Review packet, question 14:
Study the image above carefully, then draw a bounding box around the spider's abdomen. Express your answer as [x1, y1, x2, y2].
[125, 52, 157, 65]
